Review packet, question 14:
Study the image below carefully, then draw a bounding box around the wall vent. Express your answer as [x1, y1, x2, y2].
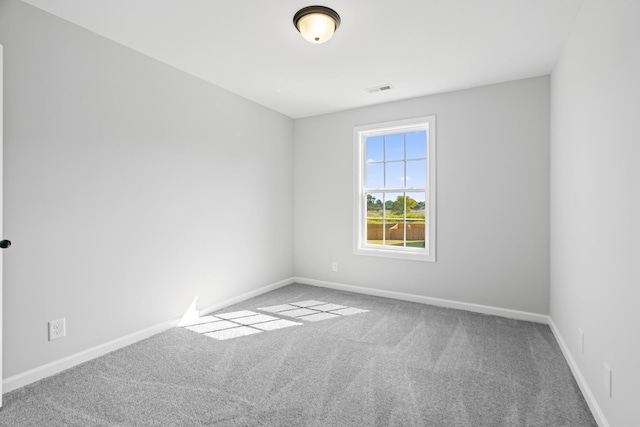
[365, 84, 393, 94]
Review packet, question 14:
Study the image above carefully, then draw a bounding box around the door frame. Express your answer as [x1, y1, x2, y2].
[1, 43, 5, 408]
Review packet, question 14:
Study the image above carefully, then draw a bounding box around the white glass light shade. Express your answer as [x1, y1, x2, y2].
[296, 12, 337, 43]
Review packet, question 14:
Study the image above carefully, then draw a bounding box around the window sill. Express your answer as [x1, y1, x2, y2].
[354, 246, 435, 262]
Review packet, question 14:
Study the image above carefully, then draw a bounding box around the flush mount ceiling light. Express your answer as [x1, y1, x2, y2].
[293, 5, 341, 44]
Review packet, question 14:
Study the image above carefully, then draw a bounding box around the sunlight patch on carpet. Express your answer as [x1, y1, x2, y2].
[185, 320, 238, 334]
[252, 319, 301, 331]
[205, 326, 262, 340]
[297, 312, 341, 322]
[216, 310, 259, 320]
[233, 314, 279, 325]
[258, 304, 299, 313]
[288, 300, 326, 307]
[182, 301, 369, 341]
[276, 308, 318, 317]
[182, 310, 303, 340]
[258, 300, 369, 321]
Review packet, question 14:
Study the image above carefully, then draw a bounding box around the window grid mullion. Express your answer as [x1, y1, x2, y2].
[359, 121, 431, 255]
[403, 134, 407, 247]
[382, 134, 387, 246]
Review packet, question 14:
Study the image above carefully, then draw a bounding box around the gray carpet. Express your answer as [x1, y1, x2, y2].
[0, 284, 596, 426]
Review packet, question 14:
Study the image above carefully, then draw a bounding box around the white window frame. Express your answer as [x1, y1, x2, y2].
[353, 116, 436, 262]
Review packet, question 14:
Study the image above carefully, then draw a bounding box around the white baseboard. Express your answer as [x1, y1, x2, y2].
[2, 318, 179, 394]
[3, 275, 605, 427]
[2, 277, 295, 395]
[294, 277, 550, 324]
[295, 278, 607, 424]
[548, 318, 609, 427]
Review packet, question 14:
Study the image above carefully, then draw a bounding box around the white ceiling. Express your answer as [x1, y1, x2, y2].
[21, 0, 583, 119]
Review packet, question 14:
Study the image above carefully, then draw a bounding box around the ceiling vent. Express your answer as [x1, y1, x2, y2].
[365, 84, 394, 94]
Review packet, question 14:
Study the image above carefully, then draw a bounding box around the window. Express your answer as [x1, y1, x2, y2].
[353, 116, 436, 262]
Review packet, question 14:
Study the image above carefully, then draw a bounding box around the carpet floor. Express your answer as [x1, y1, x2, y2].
[0, 284, 597, 426]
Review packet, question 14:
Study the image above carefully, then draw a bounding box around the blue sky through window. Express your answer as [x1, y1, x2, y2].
[365, 131, 427, 190]
[366, 135, 384, 162]
[406, 160, 426, 188]
[406, 131, 427, 159]
[385, 133, 404, 160]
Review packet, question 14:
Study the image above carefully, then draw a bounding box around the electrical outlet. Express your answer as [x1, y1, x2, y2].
[604, 363, 612, 397]
[48, 318, 66, 341]
[331, 262, 338, 272]
[578, 328, 584, 354]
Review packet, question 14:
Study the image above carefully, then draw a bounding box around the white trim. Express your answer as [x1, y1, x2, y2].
[293, 276, 603, 424]
[2, 277, 295, 394]
[3, 318, 178, 394]
[548, 318, 610, 427]
[294, 277, 549, 324]
[353, 246, 433, 262]
[353, 116, 436, 263]
[0, 43, 4, 408]
[1, 275, 605, 427]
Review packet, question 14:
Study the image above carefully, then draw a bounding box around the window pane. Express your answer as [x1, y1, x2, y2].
[366, 192, 384, 245]
[406, 160, 426, 188]
[385, 161, 404, 188]
[366, 224, 384, 246]
[385, 133, 404, 161]
[366, 193, 383, 217]
[406, 191, 426, 215]
[365, 135, 384, 162]
[366, 193, 384, 245]
[406, 130, 426, 159]
[366, 163, 383, 189]
[406, 192, 426, 248]
[406, 224, 426, 248]
[384, 192, 401, 214]
[385, 220, 405, 247]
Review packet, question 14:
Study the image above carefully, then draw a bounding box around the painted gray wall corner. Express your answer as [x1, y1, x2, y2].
[0, 0, 294, 378]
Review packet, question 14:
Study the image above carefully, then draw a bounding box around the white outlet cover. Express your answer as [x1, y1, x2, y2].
[48, 318, 66, 341]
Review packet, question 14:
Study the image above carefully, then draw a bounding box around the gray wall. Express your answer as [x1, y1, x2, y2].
[550, 0, 639, 425]
[0, 0, 293, 378]
[294, 77, 550, 314]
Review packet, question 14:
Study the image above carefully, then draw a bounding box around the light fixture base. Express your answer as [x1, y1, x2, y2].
[293, 5, 341, 44]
